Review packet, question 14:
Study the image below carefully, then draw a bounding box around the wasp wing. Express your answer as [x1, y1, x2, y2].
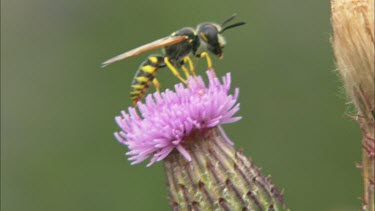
[101, 35, 188, 67]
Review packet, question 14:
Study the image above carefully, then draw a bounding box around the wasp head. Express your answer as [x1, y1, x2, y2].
[197, 14, 245, 58]
[197, 23, 224, 58]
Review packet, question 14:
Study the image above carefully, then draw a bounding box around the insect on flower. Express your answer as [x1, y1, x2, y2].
[102, 14, 245, 104]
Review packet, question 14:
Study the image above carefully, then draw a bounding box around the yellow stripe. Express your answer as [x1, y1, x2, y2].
[141, 65, 156, 74]
[148, 56, 158, 63]
[131, 94, 139, 98]
[135, 76, 149, 82]
[131, 84, 145, 89]
[130, 90, 141, 95]
[200, 32, 208, 42]
[131, 96, 139, 100]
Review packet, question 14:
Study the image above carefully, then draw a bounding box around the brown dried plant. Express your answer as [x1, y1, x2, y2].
[331, 0, 374, 210]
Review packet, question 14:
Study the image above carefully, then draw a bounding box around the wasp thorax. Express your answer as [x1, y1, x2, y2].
[164, 27, 199, 62]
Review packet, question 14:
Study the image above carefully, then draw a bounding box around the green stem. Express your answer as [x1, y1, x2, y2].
[163, 127, 287, 210]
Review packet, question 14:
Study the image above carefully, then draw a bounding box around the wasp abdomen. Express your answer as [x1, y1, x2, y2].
[130, 55, 165, 104]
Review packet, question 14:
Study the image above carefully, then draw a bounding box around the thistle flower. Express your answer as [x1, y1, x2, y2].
[330, 0, 374, 209]
[115, 70, 240, 166]
[115, 70, 286, 210]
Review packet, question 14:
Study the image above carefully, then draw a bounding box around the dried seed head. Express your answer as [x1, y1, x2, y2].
[331, 0, 374, 128]
[331, 0, 374, 209]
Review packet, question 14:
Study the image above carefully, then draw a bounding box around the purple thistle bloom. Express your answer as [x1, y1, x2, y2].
[114, 70, 241, 166]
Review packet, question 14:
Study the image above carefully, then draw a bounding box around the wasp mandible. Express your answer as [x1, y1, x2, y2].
[102, 14, 245, 104]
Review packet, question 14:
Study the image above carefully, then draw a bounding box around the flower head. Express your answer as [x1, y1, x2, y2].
[114, 70, 241, 166]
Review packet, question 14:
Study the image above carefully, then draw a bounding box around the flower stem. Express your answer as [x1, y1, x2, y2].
[358, 109, 375, 210]
[163, 127, 287, 210]
[362, 138, 375, 210]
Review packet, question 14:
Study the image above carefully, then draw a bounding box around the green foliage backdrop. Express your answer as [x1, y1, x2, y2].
[2, 0, 361, 210]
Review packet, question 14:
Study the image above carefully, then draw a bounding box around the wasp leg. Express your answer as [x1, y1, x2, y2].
[196, 52, 212, 69]
[179, 58, 193, 79]
[152, 78, 160, 92]
[181, 65, 190, 79]
[183, 56, 195, 76]
[164, 57, 187, 84]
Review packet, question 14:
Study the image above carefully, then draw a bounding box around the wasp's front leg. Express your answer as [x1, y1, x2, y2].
[196, 52, 212, 70]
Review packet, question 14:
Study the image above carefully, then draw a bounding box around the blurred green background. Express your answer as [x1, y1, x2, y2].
[2, 0, 362, 210]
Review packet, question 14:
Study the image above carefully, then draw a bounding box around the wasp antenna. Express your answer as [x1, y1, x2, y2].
[221, 13, 238, 26]
[220, 21, 245, 33]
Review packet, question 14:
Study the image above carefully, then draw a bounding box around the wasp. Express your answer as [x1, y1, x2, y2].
[102, 14, 245, 104]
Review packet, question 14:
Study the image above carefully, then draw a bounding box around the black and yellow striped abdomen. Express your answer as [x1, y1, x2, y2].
[130, 55, 165, 104]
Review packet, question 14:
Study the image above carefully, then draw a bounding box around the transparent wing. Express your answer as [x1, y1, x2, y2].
[101, 35, 188, 67]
